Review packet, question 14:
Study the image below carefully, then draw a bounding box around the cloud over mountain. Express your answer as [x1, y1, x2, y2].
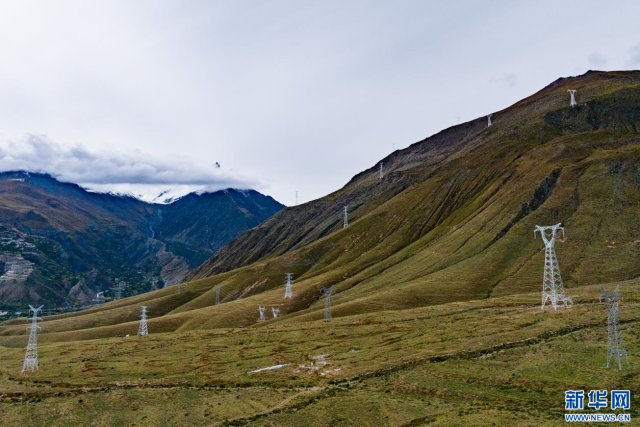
[0, 134, 258, 200]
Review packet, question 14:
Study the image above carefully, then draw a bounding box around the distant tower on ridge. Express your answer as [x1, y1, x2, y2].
[343, 205, 349, 228]
[568, 90, 577, 107]
[379, 162, 384, 180]
[487, 114, 492, 127]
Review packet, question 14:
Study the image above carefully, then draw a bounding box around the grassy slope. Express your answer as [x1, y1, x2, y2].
[0, 73, 640, 342]
[0, 282, 638, 425]
[2, 71, 640, 425]
[2, 71, 638, 339]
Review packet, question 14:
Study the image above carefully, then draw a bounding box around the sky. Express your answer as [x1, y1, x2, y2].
[0, 0, 638, 204]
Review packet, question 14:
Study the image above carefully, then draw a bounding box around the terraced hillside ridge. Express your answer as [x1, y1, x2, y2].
[0, 172, 283, 308]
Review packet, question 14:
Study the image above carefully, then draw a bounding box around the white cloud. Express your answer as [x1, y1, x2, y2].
[0, 134, 258, 200]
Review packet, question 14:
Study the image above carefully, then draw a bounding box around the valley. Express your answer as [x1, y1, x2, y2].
[0, 174, 283, 310]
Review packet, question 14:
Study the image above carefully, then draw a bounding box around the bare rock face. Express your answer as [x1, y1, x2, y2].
[0, 254, 34, 301]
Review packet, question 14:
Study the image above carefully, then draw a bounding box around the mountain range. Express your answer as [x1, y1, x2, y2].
[0, 171, 284, 309]
[1, 70, 638, 340]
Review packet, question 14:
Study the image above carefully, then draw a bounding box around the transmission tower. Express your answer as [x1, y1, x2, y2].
[322, 286, 334, 323]
[284, 273, 294, 299]
[137, 306, 148, 336]
[272, 307, 280, 318]
[534, 224, 571, 310]
[568, 90, 577, 107]
[214, 285, 221, 305]
[487, 114, 493, 127]
[114, 281, 125, 300]
[343, 205, 349, 228]
[258, 306, 266, 321]
[21, 305, 43, 374]
[600, 286, 629, 370]
[379, 162, 384, 179]
[295, 191, 298, 205]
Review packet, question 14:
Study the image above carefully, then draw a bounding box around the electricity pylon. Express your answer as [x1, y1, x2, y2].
[534, 224, 571, 310]
[214, 285, 221, 305]
[114, 281, 126, 300]
[322, 286, 334, 323]
[600, 286, 630, 370]
[568, 90, 577, 107]
[343, 205, 349, 228]
[284, 273, 293, 299]
[272, 307, 280, 318]
[487, 114, 492, 127]
[258, 306, 266, 321]
[137, 306, 148, 336]
[21, 305, 43, 374]
[379, 162, 384, 179]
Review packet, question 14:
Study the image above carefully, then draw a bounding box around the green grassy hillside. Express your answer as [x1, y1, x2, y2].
[1, 71, 640, 426]
[2, 71, 638, 338]
[0, 283, 638, 425]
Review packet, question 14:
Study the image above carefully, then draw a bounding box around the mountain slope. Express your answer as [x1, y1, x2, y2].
[0, 172, 284, 308]
[155, 189, 285, 267]
[1, 70, 639, 339]
[171, 70, 639, 322]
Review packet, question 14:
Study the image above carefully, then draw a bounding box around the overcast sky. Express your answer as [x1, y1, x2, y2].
[0, 1, 638, 204]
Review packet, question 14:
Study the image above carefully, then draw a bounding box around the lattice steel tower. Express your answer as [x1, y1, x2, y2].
[379, 162, 384, 179]
[600, 286, 630, 370]
[343, 205, 349, 228]
[568, 90, 577, 107]
[214, 285, 221, 305]
[534, 224, 571, 310]
[21, 305, 43, 374]
[284, 273, 294, 299]
[258, 306, 266, 321]
[115, 282, 123, 300]
[322, 286, 334, 323]
[137, 306, 148, 336]
[272, 307, 280, 318]
[487, 114, 492, 127]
